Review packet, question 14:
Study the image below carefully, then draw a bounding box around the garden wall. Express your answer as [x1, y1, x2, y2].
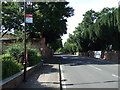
[102, 51, 120, 63]
[30, 38, 53, 57]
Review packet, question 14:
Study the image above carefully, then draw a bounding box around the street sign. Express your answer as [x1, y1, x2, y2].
[25, 14, 33, 23]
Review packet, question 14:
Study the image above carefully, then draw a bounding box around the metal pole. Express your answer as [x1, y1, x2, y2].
[118, 1, 120, 32]
[0, 1, 2, 55]
[23, 0, 27, 82]
[118, 1, 120, 7]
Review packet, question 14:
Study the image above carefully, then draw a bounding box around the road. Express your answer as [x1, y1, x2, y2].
[57, 54, 120, 89]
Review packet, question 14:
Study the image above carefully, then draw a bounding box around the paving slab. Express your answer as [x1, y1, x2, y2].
[16, 64, 60, 89]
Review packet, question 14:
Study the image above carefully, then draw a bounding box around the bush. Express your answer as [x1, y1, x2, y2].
[5, 43, 24, 61]
[1, 43, 42, 79]
[5, 42, 42, 66]
[27, 48, 42, 66]
[1, 54, 23, 79]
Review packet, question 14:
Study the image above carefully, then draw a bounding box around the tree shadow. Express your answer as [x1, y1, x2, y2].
[16, 63, 60, 89]
[52, 55, 117, 66]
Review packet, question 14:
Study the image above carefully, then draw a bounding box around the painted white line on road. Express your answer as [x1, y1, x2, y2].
[112, 74, 120, 78]
[60, 65, 67, 89]
[89, 65, 102, 71]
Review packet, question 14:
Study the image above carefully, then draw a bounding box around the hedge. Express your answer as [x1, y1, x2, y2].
[1, 54, 23, 79]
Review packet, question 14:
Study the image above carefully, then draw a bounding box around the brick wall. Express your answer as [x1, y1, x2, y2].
[102, 51, 120, 63]
[30, 38, 53, 57]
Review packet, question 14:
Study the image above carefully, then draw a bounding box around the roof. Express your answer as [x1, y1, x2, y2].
[0, 35, 16, 41]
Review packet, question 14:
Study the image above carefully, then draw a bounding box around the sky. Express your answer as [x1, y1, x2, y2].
[61, 0, 120, 45]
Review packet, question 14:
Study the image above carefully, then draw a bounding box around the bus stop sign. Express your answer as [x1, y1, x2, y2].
[25, 14, 33, 23]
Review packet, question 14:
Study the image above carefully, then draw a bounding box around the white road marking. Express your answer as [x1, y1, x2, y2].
[90, 65, 120, 79]
[112, 74, 120, 78]
[60, 65, 67, 89]
[89, 65, 102, 71]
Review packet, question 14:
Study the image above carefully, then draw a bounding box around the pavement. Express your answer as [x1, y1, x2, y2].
[16, 59, 60, 89]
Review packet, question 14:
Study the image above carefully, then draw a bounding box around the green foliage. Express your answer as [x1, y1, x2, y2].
[49, 38, 63, 51]
[63, 39, 78, 54]
[63, 7, 120, 54]
[56, 48, 63, 53]
[1, 54, 23, 79]
[0, 54, 14, 60]
[27, 47, 42, 66]
[1, 42, 42, 79]
[5, 43, 24, 61]
[2, 2, 24, 36]
[5, 42, 42, 66]
[2, 2, 74, 49]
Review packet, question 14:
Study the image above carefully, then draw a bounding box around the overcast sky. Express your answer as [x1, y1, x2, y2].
[61, 0, 119, 45]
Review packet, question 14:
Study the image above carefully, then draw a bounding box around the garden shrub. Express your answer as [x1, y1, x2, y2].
[27, 48, 42, 66]
[1, 43, 42, 79]
[1, 54, 23, 79]
[6, 43, 24, 61]
[5, 42, 42, 66]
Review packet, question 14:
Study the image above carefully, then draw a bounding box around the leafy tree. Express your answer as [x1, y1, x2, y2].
[63, 7, 120, 54]
[1, 2, 74, 50]
[1, 2, 24, 37]
[63, 34, 78, 54]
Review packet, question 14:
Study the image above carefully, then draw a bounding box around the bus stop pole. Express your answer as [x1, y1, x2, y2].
[23, 0, 27, 82]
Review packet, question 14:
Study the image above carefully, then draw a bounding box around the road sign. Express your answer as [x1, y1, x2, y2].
[25, 14, 33, 23]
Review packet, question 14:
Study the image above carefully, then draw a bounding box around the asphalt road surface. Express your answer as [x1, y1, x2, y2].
[57, 54, 119, 89]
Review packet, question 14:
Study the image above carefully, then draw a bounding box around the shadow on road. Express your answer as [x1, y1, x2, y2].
[52, 54, 117, 66]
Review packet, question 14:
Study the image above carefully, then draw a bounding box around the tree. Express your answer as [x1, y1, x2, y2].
[1, 2, 74, 50]
[1, 2, 24, 37]
[27, 2, 74, 45]
[63, 7, 120, 54]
